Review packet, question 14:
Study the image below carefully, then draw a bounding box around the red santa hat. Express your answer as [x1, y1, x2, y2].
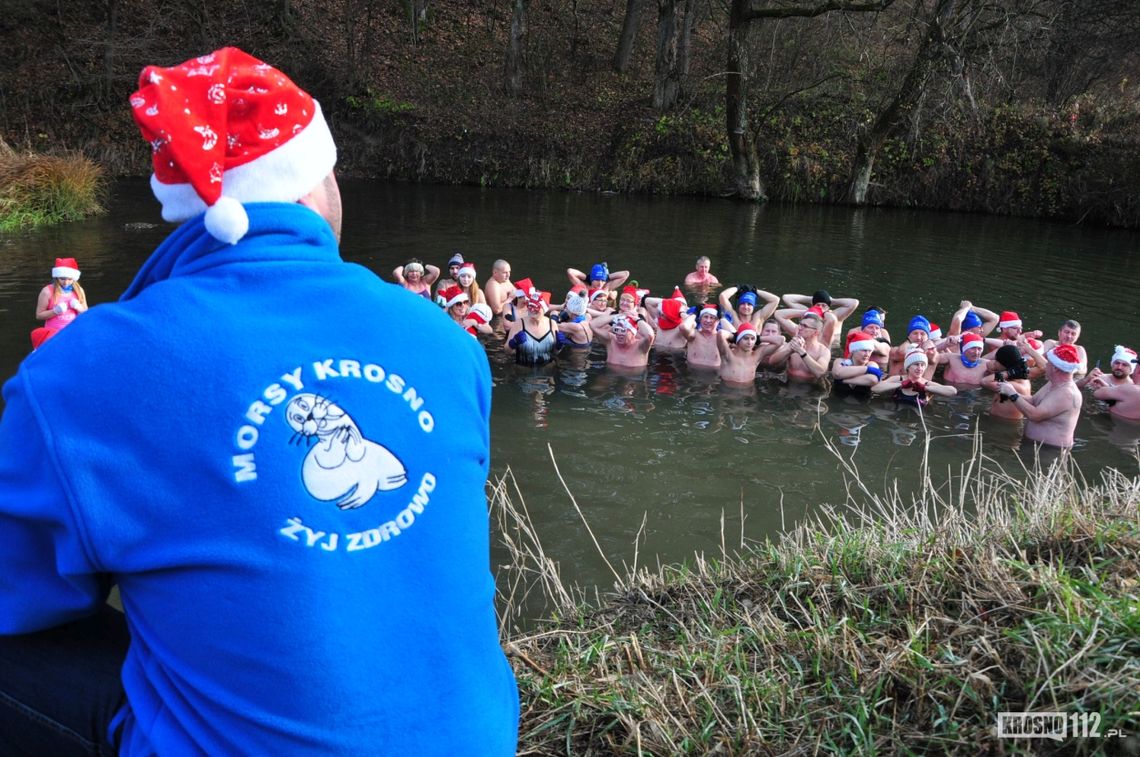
[804, 304, 826, 320]
[588, 288, 609, 303]
[457, 263, 477, 279]
[734, 322, 758, 343]
[513, 278, 535, 299]
[51, 257, 81, 280]
[440, 285, 469, 310]
[658, 299, 685, 330]
[469, 303, 493, 324]
[620, 285, 640, 302]
[999, 311, 1022, 329]
[1112, 345, 1138, 365]
[671, 286, 687, 304]
[1046, 344, 1082, 372]
[846, 330, 875, 355]
[130, 47, 337, 245]
[928, 322, 942, 340]
[611, 313, 638, 333]
[960, 332, 984, 353]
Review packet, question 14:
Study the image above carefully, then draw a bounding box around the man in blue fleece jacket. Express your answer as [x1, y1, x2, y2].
[0, 47, 518, 755]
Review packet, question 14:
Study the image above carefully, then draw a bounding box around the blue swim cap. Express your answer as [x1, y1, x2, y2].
[861, 310, 883, 328]
[907, 315, 931, 335]
[738, 291, 758, 307]
[590, 263, 609, 282]
[962, 310, 982, 330]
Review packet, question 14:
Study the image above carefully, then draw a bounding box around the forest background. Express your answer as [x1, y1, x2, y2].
[2, 0, 1140, 227]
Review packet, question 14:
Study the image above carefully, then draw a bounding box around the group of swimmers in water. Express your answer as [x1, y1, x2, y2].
[392, 253, 1138, 450]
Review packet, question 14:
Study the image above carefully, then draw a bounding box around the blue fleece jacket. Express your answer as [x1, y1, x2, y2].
[0, 204, 518, 754]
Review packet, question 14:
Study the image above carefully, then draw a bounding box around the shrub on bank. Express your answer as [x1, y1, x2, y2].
[493, 449, 1140, 753]
[0, 139, 106, 231]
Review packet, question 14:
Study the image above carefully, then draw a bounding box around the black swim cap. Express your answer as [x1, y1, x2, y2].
[812, 290, 832, 306]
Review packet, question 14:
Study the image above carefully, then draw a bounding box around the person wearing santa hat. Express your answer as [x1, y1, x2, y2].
[985, 309, 1044, 351]
[844, 308, 892, 371]
[1082, 344, 1137, 390]
[504, 282, 557, 365]
[594, 311, 655, 369]
[0, 48, 517, 756]
[997, 343, 1084, 448]
[455, 262, 486, 306]
[717, 321, 766, 385]
[681, 302, 724, 369]
[440, 285, 491, 337]
[34, 257, 89, 334]
[831, 330, 884, 396]
[718, 284, 779, 330]
[887, 315, 936, 376]
[483, 259, 514, 317]
[641, 287, 692, 352]
[934, 331, 993, 385]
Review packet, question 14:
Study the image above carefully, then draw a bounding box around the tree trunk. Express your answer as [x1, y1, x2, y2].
[678, 0, 696, 77]
[613, 0, 642, 74]
[506, 0, 528, 94]
[102, 0, 117, 107]
[410, 0, 428, 45]
[847, 0, 956, 205]
[652, 0, 680, 109]
[725, 0, 764, 200]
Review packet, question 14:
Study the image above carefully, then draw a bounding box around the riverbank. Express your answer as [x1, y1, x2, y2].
[494, 449, 1140, 753]
[0, 138, 105, 231]
[3, 2, 1140, 228]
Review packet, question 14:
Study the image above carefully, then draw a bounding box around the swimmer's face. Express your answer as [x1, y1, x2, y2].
[55, 277, 75, 288]
[493, 265, 511, 282]
[619, 294, 636, 311]
[1002, 326, 1022, 339]
[695, 260, 710, 275]
[1058, 324, 1080, 344]
[590, 278, 607, 289]
[963, 346, 983, 362]
[736, 333, 757, 351]
[458, 272, 475, 287]
[1111, 359, 1134, 378]
[699, 313, 718, 330]
[451, 301, 470, 318]
[761, 323, 780, 338]
[863, 323, 881, 338]
[799, 318, 821, 337]
[907, 360, 927, 377]
[613, 326, 634, 344]
[405, 267, 423, 282]
[738, 301, 754, 317]
[851, 349, 870, 365]
[908, 329, 927, 344]
[590, 295, 608, 311]
[449, 264, 461, 277]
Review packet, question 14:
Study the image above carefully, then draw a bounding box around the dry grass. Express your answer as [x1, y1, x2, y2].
[493, 441, 1140, 754]
[0, 138, 105, 231]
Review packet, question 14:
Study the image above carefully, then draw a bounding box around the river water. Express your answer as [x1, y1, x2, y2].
[2, 179, 1139, 591]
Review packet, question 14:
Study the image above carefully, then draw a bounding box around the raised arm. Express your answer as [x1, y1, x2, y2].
[422, 264, 441, 286]
[392, 265, 407, 285]
[774, 307, 801, 337]
[755, 288, 781, 322]
[606, 270, 631, 290]
[781, 293, 811, 310]
[567, 268, 588, 287]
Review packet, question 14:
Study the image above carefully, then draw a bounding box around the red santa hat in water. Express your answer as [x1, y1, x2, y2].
[439, 285, 469, 310]
[999, 311, 1022, 329]
[51, 257, 81, 280]
[1046, 344, 1082, 372]
[129, 47, 337, 245]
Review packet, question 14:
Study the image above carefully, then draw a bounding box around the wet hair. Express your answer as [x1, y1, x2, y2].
[1062, 319, 1081, 331]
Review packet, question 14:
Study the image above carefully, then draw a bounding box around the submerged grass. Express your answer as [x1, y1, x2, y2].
[494, 440, 1140, 754]
[0, 138, 105, 231]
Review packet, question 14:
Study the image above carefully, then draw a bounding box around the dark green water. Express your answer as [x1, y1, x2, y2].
[2, 179, 1138, 591]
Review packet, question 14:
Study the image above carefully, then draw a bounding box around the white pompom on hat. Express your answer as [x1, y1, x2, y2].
[1111, 345, 1137, 365]
[129, 47, 337, 245]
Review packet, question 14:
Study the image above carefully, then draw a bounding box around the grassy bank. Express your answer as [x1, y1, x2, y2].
[493, 445, 1140, 754]
[0, 138, 105, 231]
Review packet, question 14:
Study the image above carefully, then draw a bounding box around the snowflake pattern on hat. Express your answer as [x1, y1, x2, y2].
[130, 48, 336, 244]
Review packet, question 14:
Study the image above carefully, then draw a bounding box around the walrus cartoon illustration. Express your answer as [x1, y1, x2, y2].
[286, 393, 408, 509]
